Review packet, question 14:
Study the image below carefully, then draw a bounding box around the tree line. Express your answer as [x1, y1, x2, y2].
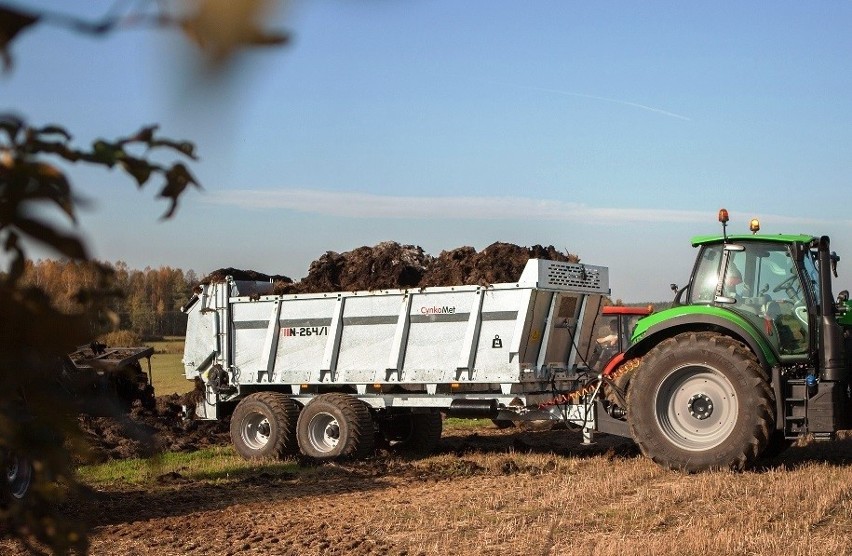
[20, 259, 200, 340]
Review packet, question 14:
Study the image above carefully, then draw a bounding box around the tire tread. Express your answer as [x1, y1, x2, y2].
[627, 332, 775, 472]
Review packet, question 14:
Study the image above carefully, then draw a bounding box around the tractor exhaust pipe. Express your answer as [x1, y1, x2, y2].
[817, 236, 847, 382]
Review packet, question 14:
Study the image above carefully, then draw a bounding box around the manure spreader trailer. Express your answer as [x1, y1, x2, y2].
[182, 259, 620, 461]
[182, 211, 852, 471]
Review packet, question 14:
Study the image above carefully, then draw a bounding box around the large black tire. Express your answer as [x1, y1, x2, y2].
[604, 365, 634, 409]
[230, 392, 300, 460]
[760, 430, 794, 460]
[2, 450, 33, 503]
[627, 332, 774, 472]
[297, 393, 375, 460]
[381, 411, 442, 457]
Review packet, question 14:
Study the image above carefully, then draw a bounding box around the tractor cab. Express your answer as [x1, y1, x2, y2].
[678, 209, 849, 374]
[686, 234, 815, 358]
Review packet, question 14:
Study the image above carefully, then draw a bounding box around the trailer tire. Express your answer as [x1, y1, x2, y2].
[297, 394, 375, 460]
[230, 392, 300, 460]
[382, 412, 442, 457]
[2, 451, 33, 503]
[628, 332, 774, 472]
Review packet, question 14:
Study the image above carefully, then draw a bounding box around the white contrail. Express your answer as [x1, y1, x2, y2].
[205, 188, 852, 229]
[501, 82, 691, 121]
[207, 188, 710, 224]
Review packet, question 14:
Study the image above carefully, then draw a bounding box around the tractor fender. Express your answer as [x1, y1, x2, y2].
[624, 312, 777, 370]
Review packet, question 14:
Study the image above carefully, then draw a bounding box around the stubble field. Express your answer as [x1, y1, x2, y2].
[4, 421, 852, 556]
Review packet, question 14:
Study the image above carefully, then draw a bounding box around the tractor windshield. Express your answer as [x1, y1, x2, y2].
[689, 241, 809, 356]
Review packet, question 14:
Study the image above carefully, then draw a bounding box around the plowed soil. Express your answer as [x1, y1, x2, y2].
[76, 391, 229, 462]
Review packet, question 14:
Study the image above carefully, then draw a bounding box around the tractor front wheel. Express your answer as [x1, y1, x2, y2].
[628, 332, 774, 472]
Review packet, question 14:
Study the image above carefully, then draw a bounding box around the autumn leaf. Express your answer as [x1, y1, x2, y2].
[0, 113, 24, 141]
[90, 139, 123, 167]
[118, 155, 155, 187]
[13, 215, 88, 260]
[123, 124, 158, 144]
[181, 0, 289, 64]
[158, 162, 200, 219]
[150, 138, 199, 160]
[0, 6, 40, 72]
[16, 161, 77, 222]
[3, 230, 24, 282]
[34, 124, 72, 141]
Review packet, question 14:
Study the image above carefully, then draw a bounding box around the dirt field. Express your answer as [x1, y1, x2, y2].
[5, 422, 852, 556]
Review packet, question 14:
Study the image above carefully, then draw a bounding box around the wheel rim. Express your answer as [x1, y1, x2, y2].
[307, 413, 340, 453]
[7, 454, 33, 500]
[654, 364, 738, 451]
[240, 412, 272, 450]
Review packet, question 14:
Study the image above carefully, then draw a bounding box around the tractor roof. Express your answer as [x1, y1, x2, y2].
[690, 233, 816, 247]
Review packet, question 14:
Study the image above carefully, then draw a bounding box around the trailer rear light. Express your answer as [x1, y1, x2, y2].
[450, 383, 460, 389]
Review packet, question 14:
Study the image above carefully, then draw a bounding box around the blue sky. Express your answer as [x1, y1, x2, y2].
[4, 1, 852, 301]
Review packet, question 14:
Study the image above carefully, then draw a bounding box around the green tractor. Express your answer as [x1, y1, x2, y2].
[610, 209, 852, 471]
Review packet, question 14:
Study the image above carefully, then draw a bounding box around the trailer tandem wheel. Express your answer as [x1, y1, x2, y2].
[627, 332, 774, 472]
[297, 393, 375, 460]
[230, 392, 300, 459]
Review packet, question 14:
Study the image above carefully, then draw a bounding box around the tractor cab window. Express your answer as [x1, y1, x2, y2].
[689, 246, 723, 303]
[723, 243, 809, 356]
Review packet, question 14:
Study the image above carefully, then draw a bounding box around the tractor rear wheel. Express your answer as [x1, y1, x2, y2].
[627, 332, 774, 472]
[230, 392, 300, 459]
[297, 393, 375, 460]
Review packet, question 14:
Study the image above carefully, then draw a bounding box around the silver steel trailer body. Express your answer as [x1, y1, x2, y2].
[183, 259, 611, 458]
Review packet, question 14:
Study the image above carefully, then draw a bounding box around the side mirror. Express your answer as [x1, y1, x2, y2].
[671, 283, 687, 306]
[836, 290, 849, 315]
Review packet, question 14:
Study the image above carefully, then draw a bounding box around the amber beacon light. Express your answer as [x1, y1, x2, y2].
[750, 218, 760, 234]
